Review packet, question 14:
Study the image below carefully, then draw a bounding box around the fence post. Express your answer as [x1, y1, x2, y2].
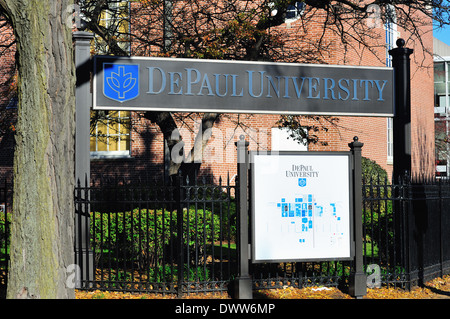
[233, 135, 252, 299]
[176, 172, 185, 296]
[348, 136, 367, 299]
[73, 31, 94, 288]
[396, 174, 411, 290]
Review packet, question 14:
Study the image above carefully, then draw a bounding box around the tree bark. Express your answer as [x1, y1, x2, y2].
[144, 111, 219, 179]
[0, 0, 76, 299]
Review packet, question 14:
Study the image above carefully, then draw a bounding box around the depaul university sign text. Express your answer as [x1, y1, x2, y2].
[94, 56, 393, 116]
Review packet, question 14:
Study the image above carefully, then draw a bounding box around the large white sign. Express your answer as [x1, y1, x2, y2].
[251, 152, 354, 263]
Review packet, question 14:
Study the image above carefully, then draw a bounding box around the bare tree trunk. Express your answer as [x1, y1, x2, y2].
[181, 112, 219, 178]
[0, 0, 76, 299]
[144, 111, 219, 179]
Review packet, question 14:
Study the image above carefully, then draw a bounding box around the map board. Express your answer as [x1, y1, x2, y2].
[251, 152, 354, 263]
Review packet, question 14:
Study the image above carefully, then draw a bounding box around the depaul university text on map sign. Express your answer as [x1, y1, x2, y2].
[94, 55, 394, 116]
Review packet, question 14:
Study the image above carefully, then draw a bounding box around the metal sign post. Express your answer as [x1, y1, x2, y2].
[348, 137, 366, 298]
[389, 39, 414, 181]
[234, 135, 252, 299]
[74, 31, 94, 288]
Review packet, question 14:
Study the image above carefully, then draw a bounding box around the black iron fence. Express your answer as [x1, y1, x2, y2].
[1, 175, 450, 296]
[362, 176, 450, 289]
[401, 176, 450, 286]
[74, 174, 238, 295]
[0, 180, 11, 297]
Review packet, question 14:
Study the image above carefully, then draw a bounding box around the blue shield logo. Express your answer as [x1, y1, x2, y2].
[103, 63, 139, 103]
[298, 178, 307, 187]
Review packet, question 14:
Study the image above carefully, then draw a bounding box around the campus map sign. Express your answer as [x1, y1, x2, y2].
[93, 56, 394, 117]
[251, 152, 354, 262]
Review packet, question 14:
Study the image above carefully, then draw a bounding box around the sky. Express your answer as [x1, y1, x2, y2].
[434, 26, 450, 46]
[433, 2, 450, 45]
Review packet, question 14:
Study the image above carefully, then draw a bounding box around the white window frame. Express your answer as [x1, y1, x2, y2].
[387, 118, 394, 164]
[384, 5, 399, 67]
[385, 5, 398, 164]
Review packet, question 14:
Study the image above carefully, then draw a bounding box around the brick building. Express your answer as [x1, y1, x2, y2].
[0, 2, 436, 184]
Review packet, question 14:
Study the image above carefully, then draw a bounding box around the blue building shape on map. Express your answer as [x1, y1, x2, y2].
[277, 195, 316, 237]
[276, 195, 344, 247]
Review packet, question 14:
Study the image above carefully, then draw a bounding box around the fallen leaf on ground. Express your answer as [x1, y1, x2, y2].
[75, 274, 450, 300]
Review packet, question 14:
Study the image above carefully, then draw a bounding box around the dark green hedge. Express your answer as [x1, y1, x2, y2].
[90, 208, 224, 261]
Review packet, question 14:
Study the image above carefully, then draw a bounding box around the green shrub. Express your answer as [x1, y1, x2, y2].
[186, 186, 237, 242]
[90, 208, 222, 267]
[91, 208, 171, 261]
[361, 157, 395, 262]
[362, 157, 389, 184]
[148, 264, 210, 282]
[0, 211, 11, 259]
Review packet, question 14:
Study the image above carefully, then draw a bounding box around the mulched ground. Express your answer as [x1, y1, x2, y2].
[75, 274, 450, 299]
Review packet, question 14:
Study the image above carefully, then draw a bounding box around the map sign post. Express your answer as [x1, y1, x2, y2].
[233, 136, 252, 299]
[348, 137, 366, 298]
[74, 31, 94, 288]
[248, 137, 366, 298]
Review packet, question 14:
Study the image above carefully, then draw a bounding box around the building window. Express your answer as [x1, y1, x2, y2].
[434, 59, 450, 176]
[285, 2, 305, 21]
[95, 0, 131, 54]
[387, 118, 393, 164]
[385, 5, 397, 67]
[434, 61, 448, 114]
[90, 111, 131, 158]
[385, 5, 397, 163]
[270, 2, 305, 23]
